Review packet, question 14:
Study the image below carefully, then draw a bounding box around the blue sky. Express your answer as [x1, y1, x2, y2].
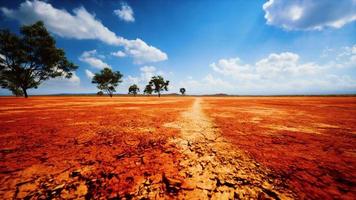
[0, 0, 355, 95]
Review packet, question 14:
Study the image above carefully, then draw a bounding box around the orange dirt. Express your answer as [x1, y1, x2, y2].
[0, 96, 194, 199]
[0, 96, 355, 199]
[203, 97, 356, 200]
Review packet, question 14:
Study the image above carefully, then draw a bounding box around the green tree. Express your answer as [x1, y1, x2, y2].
[143, 84, 153, 95]
[96, 91, 104, 96]
[10, 87, 24, 97]
[180, 88, 186, 95]
[0, 21, 77, 98]
[92, 68, 123, 97]
[128, 84, 139, 96]
[148, 75, 169, 97]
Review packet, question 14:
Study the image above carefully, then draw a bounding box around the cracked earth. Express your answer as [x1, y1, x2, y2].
[132, 98, 295, 199]
[1, 96, 354, 199]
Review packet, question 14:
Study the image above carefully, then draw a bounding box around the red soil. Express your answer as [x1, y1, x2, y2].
[0, 97, 194, 199]
[203, 97, 356, 199]
[1, 96, 355, 199]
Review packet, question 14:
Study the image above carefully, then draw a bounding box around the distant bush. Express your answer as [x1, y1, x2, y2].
[148, 76, 169, 97]
[180, 88, 186, 95]
[92, 68, 123, 97]
[128, 84, 140, 96]
[97, 91, 104, 96]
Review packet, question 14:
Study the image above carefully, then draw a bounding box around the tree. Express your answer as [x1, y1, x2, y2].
[0, 21, 77, 98]
[97, 91, 104, 96]
[180, 88, 186, 95]
[10, 87, 24, 97]
[143, 84, 153, 95]
[128, 84, 139, 96]
[92, 68, 123, 97]
[148, 76, 169, 97]
[0, 78, 23, 96]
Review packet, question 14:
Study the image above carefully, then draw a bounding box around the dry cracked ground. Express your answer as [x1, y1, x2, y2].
[0, 96, 355, 199]
[162, 98, 294, 199]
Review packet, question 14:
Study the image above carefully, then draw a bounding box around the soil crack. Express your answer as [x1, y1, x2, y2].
[170, 98, 295, 199]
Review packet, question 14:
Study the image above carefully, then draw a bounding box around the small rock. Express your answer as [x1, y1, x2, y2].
[165, 176, 182, 187]
[53, 184, 65, 192]
[196, 179, 216, 191]
[181, 181, 196, 190]
[115, 153, 127, 160]
[70, 170, 81, 177]
[75, 182, 88, 196]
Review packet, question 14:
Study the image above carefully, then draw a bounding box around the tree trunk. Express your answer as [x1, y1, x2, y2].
[158, 92, 161, 97]
[108, 89, 113, 97]
[22, 88, 28, 98]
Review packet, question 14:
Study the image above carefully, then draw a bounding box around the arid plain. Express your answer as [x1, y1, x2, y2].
[0, 96, 355, 199]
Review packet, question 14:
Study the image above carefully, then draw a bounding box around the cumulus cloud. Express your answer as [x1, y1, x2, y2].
[114, 2, 135, 22]
[85, 69, 95, 79]
[1, 0, 167, 64]
[1, 0, 123, 45]
[209, 51, 356, 94]
[120, 66, 170, 93]
[203, 74, 233, 89]
[338, 44, 356, 65]
[255, 52, 319, 78]
[211, 52, 320, 80]
[66, 72, 80, 84]
[79, 50, 111, 69]
[322, 44, 356, 68]
[263, 0, 356, 30]
[111, 50, 126, 58]
[210, 57, 259, 81]
[46, 72, 80, 86]
[139, 66, 166, 81]
[176, 74, 234, 95]
[121, 39, 168, 64]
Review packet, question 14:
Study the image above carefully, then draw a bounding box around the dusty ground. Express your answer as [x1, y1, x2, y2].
[0, 96, 355, 199]
[204, 97, 356, 200]
[0, 97, 193, 199]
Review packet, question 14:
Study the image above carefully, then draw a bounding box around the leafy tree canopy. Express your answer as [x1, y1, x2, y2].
[148, 75, 169, 97]
[143, 84, 153, 95]
[128, 84, 139, 96]
[0, 21, 77, 98]
[180, 88, 186, 95]
[97, 91, 104, 96]
[92, 68, 123, 97]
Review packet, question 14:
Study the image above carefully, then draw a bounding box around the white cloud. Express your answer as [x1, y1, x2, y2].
[111, 50, 126, 57]
[1, 0, 123, 45]
[119, 65, 172, 94]
[114, 2, 134, 22]
[322, 44, 356, 68]
[140, 66, 157, 81]
[85, 69, 95, 79]
[125, 75, 140, 85]
[121, 39, 168, 64]
[67, 72, 80, 84]
[79, 50, 111, 69]
[46, 72, 80, 86]
[203, 74, 233, 89]
[263, 0, 356, 30]
[1, 0, 167, 64]
[208, 51, 356, 94]
[210, 57, 259, 81]
[175, 74, 235, 95]
[255, 52, 319, 78]
[211, 52, 320, 81]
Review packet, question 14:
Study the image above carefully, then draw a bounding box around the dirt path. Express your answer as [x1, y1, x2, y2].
[130, 98, 295, 199]
[166, 98, 295, 199]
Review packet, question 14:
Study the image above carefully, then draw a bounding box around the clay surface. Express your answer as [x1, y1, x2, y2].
[0, 96, 355, 199]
